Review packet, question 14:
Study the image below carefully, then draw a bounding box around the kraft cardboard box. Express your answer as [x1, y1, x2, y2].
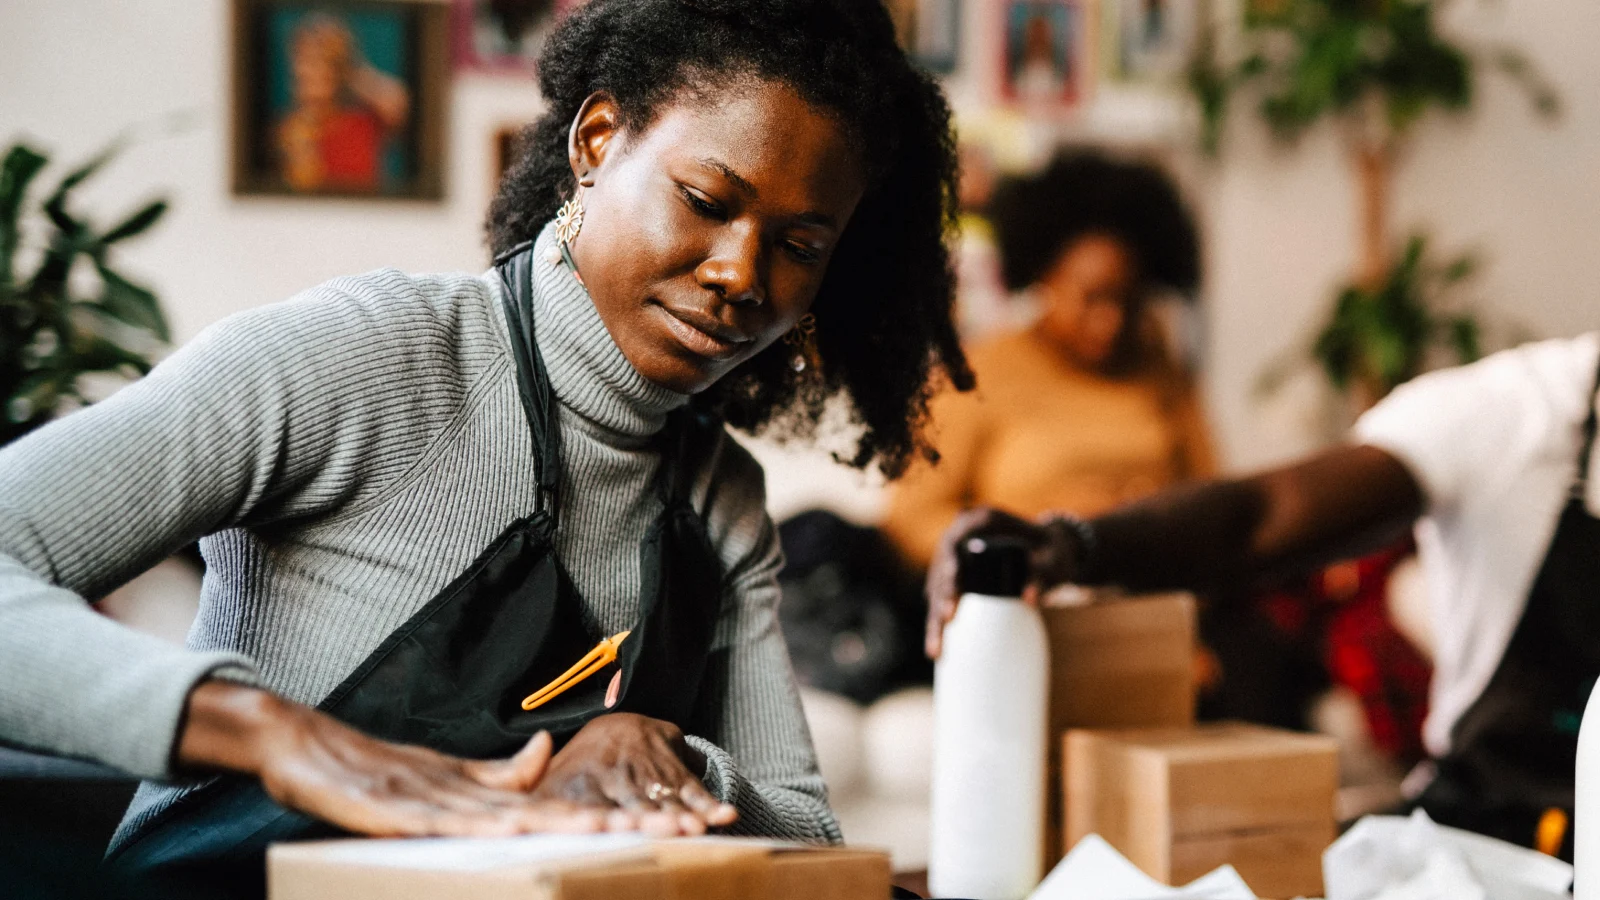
[1063, 722, 1338, 899]
[1041, 593, 1197, 868]
[268, 834, 890, 900]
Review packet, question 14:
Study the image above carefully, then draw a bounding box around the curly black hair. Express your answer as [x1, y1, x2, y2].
[989, 150, 1201, 298]
[487, 0, 972, 479]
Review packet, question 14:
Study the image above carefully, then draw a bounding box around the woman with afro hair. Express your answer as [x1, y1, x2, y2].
[884, 150, 1214, 575]
[0, 1, 970, 894]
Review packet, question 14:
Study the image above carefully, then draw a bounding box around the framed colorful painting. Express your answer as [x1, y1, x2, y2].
[1245, 0, 1293, 26]
[1001, 0, 1088, 109]
[230, 0, 449, 199]
[1102, 0, 1202, 85]
[886, 0, 963, 75]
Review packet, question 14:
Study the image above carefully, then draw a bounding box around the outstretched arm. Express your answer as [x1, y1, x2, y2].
[925, 444, 1423, 657]
[180, 680, 598, 836]
[1091, 443, 1423, 592]
[0, 283, 602, 836]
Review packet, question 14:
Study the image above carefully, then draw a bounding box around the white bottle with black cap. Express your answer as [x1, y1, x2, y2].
[928, 535, 1050, 900]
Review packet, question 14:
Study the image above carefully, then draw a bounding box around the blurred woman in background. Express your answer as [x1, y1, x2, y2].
[884, 150, 1214, 570]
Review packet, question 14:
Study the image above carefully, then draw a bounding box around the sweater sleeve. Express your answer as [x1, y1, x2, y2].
[683, 435, 843, 844]
[0, 270, 473, 780]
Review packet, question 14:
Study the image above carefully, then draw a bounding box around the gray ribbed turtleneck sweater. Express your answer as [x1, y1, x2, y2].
[0, 222, 839, 848]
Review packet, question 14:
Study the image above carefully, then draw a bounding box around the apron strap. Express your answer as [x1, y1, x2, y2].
[658, 409, 724, 511]
[1574, 349, 1600, 500]
[494, 241, 562, 516]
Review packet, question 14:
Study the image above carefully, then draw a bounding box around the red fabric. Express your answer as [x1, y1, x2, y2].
[1260, 543, 1433, 766]
[319, 108, 384, 190]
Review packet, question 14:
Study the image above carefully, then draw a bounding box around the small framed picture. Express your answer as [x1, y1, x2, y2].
[1002, 0, 1088, 108]
[493, 124, 529, 187]
[1245, 0, 1292, 26]
[230, 0, 449, 200]
[452, 0, 579, 74]
[1104, 0, 1201, 84]
[887, 0, 963, 74]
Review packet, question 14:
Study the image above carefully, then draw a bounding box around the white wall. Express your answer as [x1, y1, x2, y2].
[2, 0, 1596, 487]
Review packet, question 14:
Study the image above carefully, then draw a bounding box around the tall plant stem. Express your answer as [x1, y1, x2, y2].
[1354, 143, 1393, 292]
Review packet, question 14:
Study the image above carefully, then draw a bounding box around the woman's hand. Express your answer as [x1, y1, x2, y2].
[348, 63, 410, 131]
[924, 507, 1086, 659]
[178, 680, 606, 837]
[529, 712, 738, 837]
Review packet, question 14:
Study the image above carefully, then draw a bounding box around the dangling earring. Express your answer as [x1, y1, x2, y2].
[547, 192, 587, 283]
[553, 195, 585, 249]
[784, 313, 818, 373]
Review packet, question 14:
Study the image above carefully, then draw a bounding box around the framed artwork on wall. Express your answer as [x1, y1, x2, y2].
[1244, 0, 1292, 26]
[886, 0, 962, 75]
[1102, 0, 1201, 85]
[493, 123, 529, 187]
[230, 0, 449, 200]
[1001, 0, 1088, 109]
[452, 0, 580, 74]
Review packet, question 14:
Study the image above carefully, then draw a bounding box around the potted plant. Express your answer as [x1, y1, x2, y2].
[1190, 0, 1557, 405]
[1, 140, 171, 444]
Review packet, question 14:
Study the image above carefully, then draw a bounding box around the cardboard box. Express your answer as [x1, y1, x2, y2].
[1063, 723, 1338, 899]
[268, 835, 890, 900]
[1042, 593, 1197, 867]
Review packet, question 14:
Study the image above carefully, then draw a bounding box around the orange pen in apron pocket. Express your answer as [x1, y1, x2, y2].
[520, 630, 631, 711]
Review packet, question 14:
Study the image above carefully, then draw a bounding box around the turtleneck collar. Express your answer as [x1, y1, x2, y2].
[525, 220, 689, 439]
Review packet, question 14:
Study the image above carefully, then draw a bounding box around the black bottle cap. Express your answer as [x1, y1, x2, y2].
[956, 535, 1031, 598]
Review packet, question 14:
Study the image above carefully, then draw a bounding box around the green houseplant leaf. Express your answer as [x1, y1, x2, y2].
[100, 198, 167, 246]
[1304, 233, 1485, 401]
[95, 264, 170, 342]
[0, 145, 49, 289]
[0, 136, 171, 445]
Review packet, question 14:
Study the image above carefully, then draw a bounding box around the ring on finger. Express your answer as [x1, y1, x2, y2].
[646, 782, 676, 802]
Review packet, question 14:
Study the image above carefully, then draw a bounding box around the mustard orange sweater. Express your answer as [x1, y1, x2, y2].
[884, 327, 1216, 568]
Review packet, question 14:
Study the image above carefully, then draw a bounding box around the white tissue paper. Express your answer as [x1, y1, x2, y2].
[1323, 810, 1572, 900]
[1028, 834, 1257, 900]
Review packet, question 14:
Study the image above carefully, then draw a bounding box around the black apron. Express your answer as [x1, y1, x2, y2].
[1414, 355, 1600, 861]
[102, 244, 729, 899]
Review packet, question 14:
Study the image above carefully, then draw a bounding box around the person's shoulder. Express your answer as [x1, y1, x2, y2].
[282, 268, 501, 348]
[1376, 331, 1598, 419]
[196, 268, 506, 377]
[1353, 332, 1599, 505]
[1470, 331, 1599, 404]
[964, 328, 1037, 371]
